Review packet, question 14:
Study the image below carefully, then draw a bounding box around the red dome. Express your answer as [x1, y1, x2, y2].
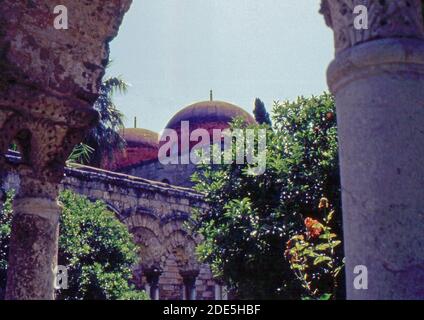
[102, 128, 159, 171]
[103, 101, 256, 171]
[160, 100, 256, 154]
[123, 128, 159, 149]
[165, 100, 256, 130]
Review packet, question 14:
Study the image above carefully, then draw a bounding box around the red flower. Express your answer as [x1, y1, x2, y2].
[326, 112, 334, 121]
[304, 217, 322, 239]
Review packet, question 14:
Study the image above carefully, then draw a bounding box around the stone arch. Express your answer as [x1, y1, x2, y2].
[161, 212, 193, 238]
[132, 227, 163, 266]
[128, 212, 164, 294]
[158, 228, 199, 300]
[163, 229, 199, 272]
[127, 212, 164, 270]
[160, 210, 199, 271]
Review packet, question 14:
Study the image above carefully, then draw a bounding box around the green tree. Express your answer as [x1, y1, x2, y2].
[78, 75, 128, 166]
[67, 143, 94, 165]
[0, 190, 13, 300]
[191, 93, 343, 299]
[0, 190, 147, 300]
[285, 198, 343, 300]
[253, 98, 272, 126]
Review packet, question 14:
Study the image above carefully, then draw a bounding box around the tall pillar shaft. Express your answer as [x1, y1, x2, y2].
[0, 102, 97, 300]
[321, 0, 424, 299]
[5, 197, 60, 300]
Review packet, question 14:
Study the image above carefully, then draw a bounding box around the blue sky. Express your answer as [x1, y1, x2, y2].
[107, 0, 334, 132]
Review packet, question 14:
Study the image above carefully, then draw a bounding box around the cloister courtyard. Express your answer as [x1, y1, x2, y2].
[0, 0, 423, 301]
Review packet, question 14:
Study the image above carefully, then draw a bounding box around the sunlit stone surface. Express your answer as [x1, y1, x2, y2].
[322, 0, 424, 299]
[0, 0, 132, 300]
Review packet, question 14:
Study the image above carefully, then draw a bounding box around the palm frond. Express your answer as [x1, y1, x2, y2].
[80, 73, 129, 167]
[102, 77, 130, 96]
[67, 143, 94, 165]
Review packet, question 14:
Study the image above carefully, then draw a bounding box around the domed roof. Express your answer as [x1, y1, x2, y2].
[165, 100, 256, 130]
[121, 128, 159, 148]
[101, 128, 159, 171]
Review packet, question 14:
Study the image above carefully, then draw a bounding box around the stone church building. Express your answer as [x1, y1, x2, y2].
[103, 99, 256, 187]
[2, 98, 255, 300]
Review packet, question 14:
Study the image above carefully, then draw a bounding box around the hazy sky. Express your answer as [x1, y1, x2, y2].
[107, 0, 334, 132]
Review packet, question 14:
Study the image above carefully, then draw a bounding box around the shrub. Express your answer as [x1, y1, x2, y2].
[285, 198, 343, 300]
[0, 190, 147, 300]
[191, 93, 344, 299]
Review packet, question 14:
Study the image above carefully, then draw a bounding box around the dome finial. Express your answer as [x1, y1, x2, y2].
[210, 90, 213, 102]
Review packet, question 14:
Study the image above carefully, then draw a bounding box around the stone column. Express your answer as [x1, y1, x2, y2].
[145, 267, 162, 300]
[5, 182, 61, 300]
[181, 270, 199, 300]
[0, 0, 132, 300]
[0, 105, 98, 300]
[321, 0, 424, 299]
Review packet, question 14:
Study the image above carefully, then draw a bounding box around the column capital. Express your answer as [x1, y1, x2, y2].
[0, 99, 98, 199]
[327, 37, 424, 93]
[320, 0, 424, 54]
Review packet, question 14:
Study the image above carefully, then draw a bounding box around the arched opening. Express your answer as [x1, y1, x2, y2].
[8, 129, 32, 164]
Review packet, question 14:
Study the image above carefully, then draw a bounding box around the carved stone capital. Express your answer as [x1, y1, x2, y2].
[0, 107, 98, 199]
[321, 0, 424, 54]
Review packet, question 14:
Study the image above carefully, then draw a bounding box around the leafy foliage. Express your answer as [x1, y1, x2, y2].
[83, 76, 128, 167]
[0, 190, 13, 300]
[67, 143, 94, 165]
[191, 93, 343, 299]
[285, 198, 343, 300]
[0, 190, 147, 300]
[253, 98, 272, 125]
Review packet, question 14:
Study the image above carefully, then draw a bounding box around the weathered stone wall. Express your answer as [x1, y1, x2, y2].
[2, 157, 218, 300]
[120, 160, 196, 188]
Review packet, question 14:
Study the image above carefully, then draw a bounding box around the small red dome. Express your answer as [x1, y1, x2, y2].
[123, 128, 159, 149]
[102, 128, 159, 171]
